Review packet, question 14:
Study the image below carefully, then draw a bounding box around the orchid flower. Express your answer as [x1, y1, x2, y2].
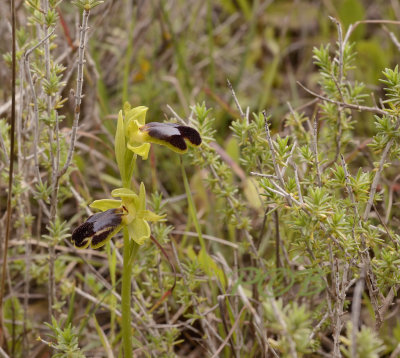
[71, 183, 165, 248]
[122, 105, 201, 160]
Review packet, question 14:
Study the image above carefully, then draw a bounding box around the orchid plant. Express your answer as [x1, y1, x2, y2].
[71, 102, 201, 357]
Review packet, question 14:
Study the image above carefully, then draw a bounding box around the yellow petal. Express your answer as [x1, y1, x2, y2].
[127, 142, 150, 160]
[122, 198, 137, 225]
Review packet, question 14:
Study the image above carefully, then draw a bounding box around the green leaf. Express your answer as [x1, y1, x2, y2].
[93, 315, 114, 357]
[4, 298, 23, 353]
[198, 248, 226, 287]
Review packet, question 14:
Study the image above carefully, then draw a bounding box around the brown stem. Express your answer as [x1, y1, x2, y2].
[0, 0, 16, 348]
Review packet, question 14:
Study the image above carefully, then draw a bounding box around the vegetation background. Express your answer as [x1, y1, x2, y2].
[2, 0, 400, 357]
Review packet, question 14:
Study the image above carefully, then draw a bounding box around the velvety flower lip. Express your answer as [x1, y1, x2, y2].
[71, 208, 125, 249]
[140, 122, 202, 153]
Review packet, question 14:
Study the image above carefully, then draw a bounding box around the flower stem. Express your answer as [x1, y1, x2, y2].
[121, 227, 139, 357]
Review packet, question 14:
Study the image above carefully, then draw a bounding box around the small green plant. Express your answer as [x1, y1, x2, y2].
[43, 318, 85, 358]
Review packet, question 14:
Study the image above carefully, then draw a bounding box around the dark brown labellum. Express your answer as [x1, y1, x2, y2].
[141, 122, 201, 152]
[71, 208, 124, 249]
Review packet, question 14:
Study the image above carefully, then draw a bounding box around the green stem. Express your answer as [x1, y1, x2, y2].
[180, 159, 206, 251]
[121, 227, 139, 358]
[107, 242, 117, 341]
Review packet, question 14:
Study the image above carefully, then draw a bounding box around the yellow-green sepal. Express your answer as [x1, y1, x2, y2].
[90, 199, 122, 211]
[137, 182, 146, 211]
[138, 210, 166, 222]
[111, 188, 138, 199]
[124, 106, 148, 129]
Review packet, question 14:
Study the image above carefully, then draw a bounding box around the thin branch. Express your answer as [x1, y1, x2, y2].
[73, 287, 114, 318]
[312, 117, 322, 187]
[18, 51, 29, 351]
[59, 9, 90, 177]
[389, 343, 400, 358]
[309, 312, 329, 341]
[274, 210, 282, 268]
[250, 172, 277, 179]
[382, 25, 400, 52]
[329, 16, 344, 84]
[209, 142, 246, 181]
[327, 15, 348, 167]
[171, 230, 239, 249]
[297, 81, 387, 115]
[211, 305, 245, 358]
[42, 0, 57, 322]
[236, 285, 279, 358]
[385, 174, 400, 224]
[292, 162, 303, 204]
[351, 267, 365, 358]
[281, 141, 297, 177]
[232, 250, 241, 357]
[227, 79, 246, 120]
[263, 111, 286, 188]
[24, 28, 56, 186]
[332, 255, 344, 358]
[340, 154, 360, 243]
[373, 203, 397, 248]
[0, 346, 9, 358]
[344, 20, 400, 45]
[216, 296, 239, 358]
[378, 284, 400, 329]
